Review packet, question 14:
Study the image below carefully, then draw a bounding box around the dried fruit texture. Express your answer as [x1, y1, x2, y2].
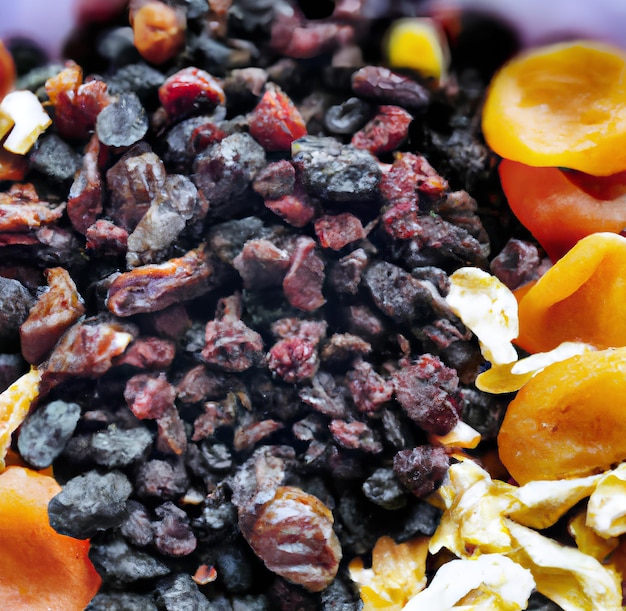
[0, 367, 41, 470]
[20, 267, 85, 365]
[249, 85, 307, 152]
[351, 105, 413, 156]
[498, 346, 626, 484]
[132, 1, 186, 65]
[158, 67, 225, 120]
[243, 486, 341, 592]
[392, 355, 462, 435]
[499, 159, 626, 261]
[67, 135, 103, 234]
[349, 535, 429, 611]
[385, 18, 450, 83]
[482, 40, 626, 176]
[0, 466, 101, 610]
[44, 62, 111, 140]
[106, 246, 215, 316]
[0, 183, 65, 233]
[515, 232, 626, 353]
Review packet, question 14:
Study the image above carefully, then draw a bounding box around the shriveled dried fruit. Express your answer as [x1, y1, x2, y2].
[20, 267, 85, 365]
[106, 246, 216, 316]
[242, 486, 342, 592]
[132, 1, 186, 65]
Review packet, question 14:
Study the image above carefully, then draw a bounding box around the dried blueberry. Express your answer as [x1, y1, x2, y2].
[96, 92, 149, 147]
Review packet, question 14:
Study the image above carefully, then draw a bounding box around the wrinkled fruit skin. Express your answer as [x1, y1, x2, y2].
[515, 232, 626, 353]
[243, 486, 342, 592]
[498, 347, 626, 485]
[0, 467, 101, 610]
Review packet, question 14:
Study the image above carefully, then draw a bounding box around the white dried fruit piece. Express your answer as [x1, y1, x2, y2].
[506, 520, 622, 611]
[403, 553, 535, 611]
[0, 90, 52, 154]
[0, 367, 42, 470]
[244, 485, 342, 592]
[445, 267, 519, 365]
[587, 462, 626, 537]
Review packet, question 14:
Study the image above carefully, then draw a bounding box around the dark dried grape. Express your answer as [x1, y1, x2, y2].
[324, 97, 372, 135]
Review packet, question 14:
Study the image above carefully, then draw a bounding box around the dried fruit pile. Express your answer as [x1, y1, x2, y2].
[3, 2, 626, 611]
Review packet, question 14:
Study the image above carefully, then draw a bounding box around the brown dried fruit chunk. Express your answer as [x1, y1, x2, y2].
[282, 237, 326, 311]
[106, 246, 215, 316]
[20, 267, 85, 365]
[42, 319, 136, 389]
[0, 185, 65, 233]
[124, 372, 175, 420]
[67, 135, 103, 234]
[244, 486, 341, 592]
[393, 446, 450, 498]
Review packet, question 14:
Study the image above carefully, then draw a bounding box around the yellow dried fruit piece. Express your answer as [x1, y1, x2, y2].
[568, 510, 618, 563]
[516, 232, 626, 353]
[483, 40, 626, 176]
[506, 520, 622, 611]
[498, 347, 626, 485]
[476, 341, 595, 394]
[349, 535, 429, 611]
[385, 18, 450, 82]
[0, 367, 41, 471]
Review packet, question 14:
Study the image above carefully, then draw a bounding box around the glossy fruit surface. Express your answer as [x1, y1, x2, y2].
[483, 41, 626, 176]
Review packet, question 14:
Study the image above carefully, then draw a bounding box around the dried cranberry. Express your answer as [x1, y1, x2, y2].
[249, 84, 307, 152]
[267, 337, 319, 383]
[158, 67, 225, 120]
[393, 446, 450, 498]
[351, 105, 413, 155]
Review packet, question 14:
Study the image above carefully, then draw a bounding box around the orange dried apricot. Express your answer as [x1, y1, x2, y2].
[483, 41, 626, 176]
[499, 159, 626, 261]
[515, 232, 626, 353]
[498, 347, 626, 485]
[132, 1, 186, 65]
[0, 466, 101, 610]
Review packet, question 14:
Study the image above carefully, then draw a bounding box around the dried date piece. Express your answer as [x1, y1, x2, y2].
[106, 145, 166, 232]
[42, 319, 136, 389]
[107, 246, 216, 316]
[20, 267, 85, 365]
[243, 486, 342, 592]
[67, 135, 104, 234]
[0, 184, 65, 233]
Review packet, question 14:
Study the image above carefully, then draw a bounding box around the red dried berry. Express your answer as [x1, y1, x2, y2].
[158, 67, 225, 120]
[249, 85, 307, 152]
[351, 105, 413, 155]
[267, 337, 319, 383]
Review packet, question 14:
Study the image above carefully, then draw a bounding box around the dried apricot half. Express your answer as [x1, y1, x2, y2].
[483, 41, 626, 176]
[499, 159, 626, 261]
[0, 466, 101, 610]
[498, 347, 626, 485]
[515, 232, 626, 353]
